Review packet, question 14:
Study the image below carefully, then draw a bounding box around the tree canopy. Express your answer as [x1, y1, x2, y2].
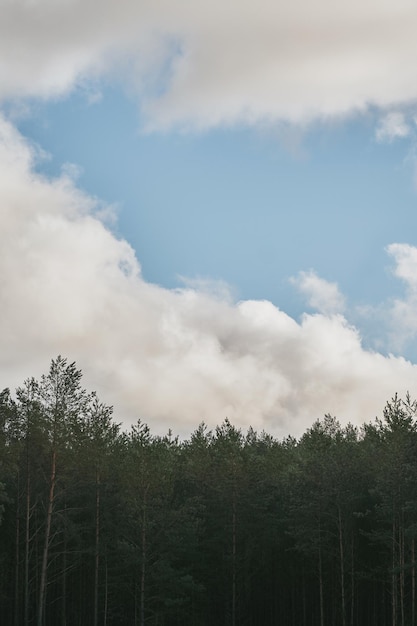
[1, 358, 417, 625]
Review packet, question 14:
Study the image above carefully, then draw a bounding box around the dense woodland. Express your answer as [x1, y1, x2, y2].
[1, 358, 417, 625]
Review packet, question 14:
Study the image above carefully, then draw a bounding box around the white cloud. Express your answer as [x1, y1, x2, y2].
[290, 270, 346, 315]
[1, 116, 417, 438]
[2, 1, 417, 129]
[383, 243, 417, 349]
[388, 243, 417, 287]
[376, 112, 411, 142]
[177, 275, 235, 303]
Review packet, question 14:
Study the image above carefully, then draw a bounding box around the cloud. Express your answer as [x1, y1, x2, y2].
[290, 270, 346, 315]
[383, 243, 417, 348]
[1, 116, 417, 438]
[2, 1, 417, 129]
[376, 112, 411, 142]
[388, 243, 417, 287]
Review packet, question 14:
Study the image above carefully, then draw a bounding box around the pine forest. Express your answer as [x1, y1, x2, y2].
[1, 356, 417, 626]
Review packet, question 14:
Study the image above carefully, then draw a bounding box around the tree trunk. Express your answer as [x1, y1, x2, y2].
[399, 520, 404, 626]
[392, 516, 397, 626]
[24, 446, 31, 626]
[350, 536, 354, 626]
[411, 538, 416, 626]
[232, 493, 237, 626]
[319, 536, 324, 626]
[302, 568, 307, 626]
[338, 507, 346, 626]
[61, 502, 67, 626]
[104, 555, 108, 626]
[94, 469, 100, 626]
[140, 489, 147, 626]
[37, 449, 56, 626]
[14, 470, 20, 626]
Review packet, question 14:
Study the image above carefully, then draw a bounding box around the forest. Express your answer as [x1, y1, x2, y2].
[1, 357, 417, 626]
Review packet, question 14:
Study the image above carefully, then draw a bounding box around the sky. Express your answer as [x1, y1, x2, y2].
[3, 0, 417, 438]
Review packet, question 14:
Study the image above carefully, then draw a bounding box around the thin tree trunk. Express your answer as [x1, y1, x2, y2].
[62, 502, 67, 626]
[104, 555, 108, 626]
[61, 546, 67, 626]
[400, 520, 404, 626]
[319, 534, 324, 626]
[232, 492, 237, 626]
[140, 489, 147, 626]
[392, 515, 397, 626]
[302, 568, 307, 626]
[94, 469, 100, 626]
[411, 538, 416, 626]
[24, 447, 30, 626]
[338, 507, 346, 626]
[37, 449, 56, 626]
[14, 470, 20, 626]
[350, 536, 354, 626]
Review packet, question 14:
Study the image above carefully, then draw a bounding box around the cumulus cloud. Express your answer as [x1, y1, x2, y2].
[1, 116, 417, 438]
[376, 112, 411, 142]
[290, 270, 346, 315]
[383, 243, 417, 348]
[2, 1, 417, 129]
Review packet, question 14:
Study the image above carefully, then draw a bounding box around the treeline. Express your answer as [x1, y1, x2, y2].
[1, 358, 417, 625]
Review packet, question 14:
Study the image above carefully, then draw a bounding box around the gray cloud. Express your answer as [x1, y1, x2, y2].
[2, 1, 417, 128]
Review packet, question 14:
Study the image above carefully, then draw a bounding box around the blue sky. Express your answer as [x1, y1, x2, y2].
[17, 89, 416, 347]
[3, 0, 417, 437]
[15, 93, 413, 304]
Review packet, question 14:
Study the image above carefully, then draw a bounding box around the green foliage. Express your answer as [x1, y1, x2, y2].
[3, 359, 417, 625]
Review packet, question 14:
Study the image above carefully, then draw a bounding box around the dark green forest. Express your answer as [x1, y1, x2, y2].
[1, 357, 417, 625]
